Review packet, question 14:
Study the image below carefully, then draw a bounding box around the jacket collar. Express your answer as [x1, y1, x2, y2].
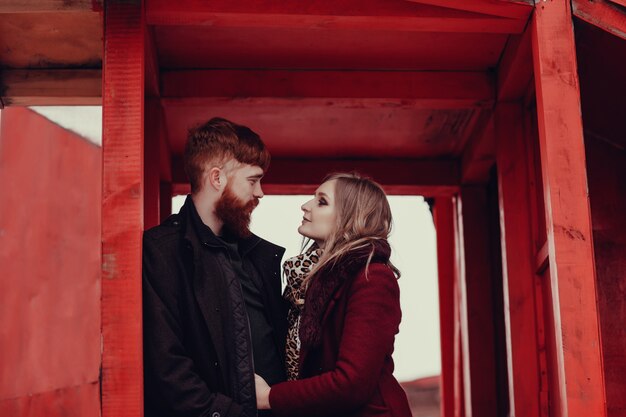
[181, 194, 261, 254]
[299, 239, 392, 349]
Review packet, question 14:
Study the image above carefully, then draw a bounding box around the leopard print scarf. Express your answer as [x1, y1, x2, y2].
[282, 247, 322, 380]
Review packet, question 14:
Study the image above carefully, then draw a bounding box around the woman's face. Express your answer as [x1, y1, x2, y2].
[298, 179, 338, 248]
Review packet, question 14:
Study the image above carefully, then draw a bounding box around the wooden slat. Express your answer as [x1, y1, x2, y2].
[0, 0, 101, 13]
[531, 2, 607, 416]
[0, 69, 101, 106]
[144, 99, 161, 229]
[460, 110, 495, 184]
[456, 186, 499, 417]
[144, 26, 160, 98]
[147, 0, 527, 34]
[572, 0, 626, 41]
[497, 23, 533, 101]
[607, 0, 626, 8]
[162, 70, 494, 108]
[171, 157, 460, 197]
[535, 240, 549, 274]
[405, 0, 533, 19]
[434, 196, 457, 417]
[101, 2, 144, 417]
[495, 102, 542, 417]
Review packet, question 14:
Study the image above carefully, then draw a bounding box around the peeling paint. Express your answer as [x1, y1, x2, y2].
[102, 253, 117, 280]
[555, 225, 586, 241]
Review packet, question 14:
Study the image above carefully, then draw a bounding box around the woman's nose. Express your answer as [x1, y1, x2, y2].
[301, 199, 312, 212]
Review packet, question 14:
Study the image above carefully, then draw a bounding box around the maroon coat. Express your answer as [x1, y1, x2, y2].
[269, 241, 412, 417]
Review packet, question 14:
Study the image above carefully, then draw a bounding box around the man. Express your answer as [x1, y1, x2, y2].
[143, 118, 287, 417]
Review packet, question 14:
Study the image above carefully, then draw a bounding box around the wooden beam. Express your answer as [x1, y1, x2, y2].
[145, 99, 161, 229]
[460, 110, 495, 183]
[456, 186, 499, 417]
[405, 0, 534, 19]
[531, 2, 607, 416]
[144, 26, 160, 98]
[495, 102, 542, 417]
[497, 23, 533, 101]
[608, 0, 626, 8]
[101, 3, 144, 417]
[572, 0, 626, 41]
[434, 196, 457, 417]
[147, 0, 527, 34]
[171, 158, 460, 197]
[0, 70, 101, 106]
[0, 0, 102, 13]
[162, 70, 494, 109]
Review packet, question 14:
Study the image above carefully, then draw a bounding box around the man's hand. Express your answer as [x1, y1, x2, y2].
[255, 374, 271, 410]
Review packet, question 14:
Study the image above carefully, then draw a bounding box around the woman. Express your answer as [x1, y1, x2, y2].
[255, 173, 412, 417]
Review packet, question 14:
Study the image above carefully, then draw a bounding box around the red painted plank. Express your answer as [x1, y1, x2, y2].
[497, 23, 533, 101]
[456, 187, 498, 417]
[460, 110, 495, 183]
[531, 2, 607, 416]
[495, 103, 542, 417]
[144, 99, 161, 229]
[586, 139, 626, 417]
[0, 108, 101, 416]
[147, 0, 526, 33]
[406, 0, 533, 19]
[434, 197, 457, 417]
[171, 157, 460, 197]
[161, 70, 494, 106]
[0, 382, 100, 417]
[607, 0, 626, 8]
[101, 2, 144, 417]
[451, 198, 465, 417]
[573, 0, 626, 41]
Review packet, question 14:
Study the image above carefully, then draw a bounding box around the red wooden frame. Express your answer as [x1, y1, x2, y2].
[572, 0, 626, 41]
[101, 2, 145, 417]
[456, 187, 499, 417]
[531, 1, 606, 415]
[434, 197, 457, 417]
[495, 102, 542, 417]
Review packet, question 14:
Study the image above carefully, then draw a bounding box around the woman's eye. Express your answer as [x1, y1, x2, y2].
[318, 199, 327, 206]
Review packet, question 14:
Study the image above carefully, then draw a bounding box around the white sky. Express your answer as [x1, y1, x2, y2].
[174, 194, 441, 382]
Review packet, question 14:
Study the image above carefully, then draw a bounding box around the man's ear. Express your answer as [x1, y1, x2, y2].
[207, 167, 224, 191]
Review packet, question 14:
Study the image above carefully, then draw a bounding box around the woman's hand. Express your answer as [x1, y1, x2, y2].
[255, 374, 271, 410]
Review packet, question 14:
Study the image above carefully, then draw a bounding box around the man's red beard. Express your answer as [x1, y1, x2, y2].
[215, 184, 259, 238]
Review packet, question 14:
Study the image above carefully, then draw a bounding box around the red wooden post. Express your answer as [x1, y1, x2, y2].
[101, 2, 145, 417]
[145, 98, 160, 229]
[531, 2, 606, 416]
[434, 197, 456, 417]
[495, 102, 541, 417]
[456, 187, 498, 417]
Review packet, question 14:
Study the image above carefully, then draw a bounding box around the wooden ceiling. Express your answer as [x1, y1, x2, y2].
[0, 0, 544, 193]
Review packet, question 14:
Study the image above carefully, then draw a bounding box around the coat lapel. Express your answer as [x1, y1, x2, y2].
[182, 210, 230, 387]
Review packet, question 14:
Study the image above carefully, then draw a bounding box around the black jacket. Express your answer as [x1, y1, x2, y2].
[143, 198, 286, 417]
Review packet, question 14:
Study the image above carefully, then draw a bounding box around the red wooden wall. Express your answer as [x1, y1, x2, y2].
[0, 108, 101, 417]
[577, 19, 626, 417]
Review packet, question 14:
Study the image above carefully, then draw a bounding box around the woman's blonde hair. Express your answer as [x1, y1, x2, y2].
[305, 172, 400, 283]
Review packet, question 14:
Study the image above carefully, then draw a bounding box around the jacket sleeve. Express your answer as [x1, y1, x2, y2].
[142, 235, 243, 417]
[268, 264, 402, 417]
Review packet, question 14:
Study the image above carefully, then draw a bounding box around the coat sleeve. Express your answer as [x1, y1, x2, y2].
[142, 235, 243, 417]
[268, 264, 402, 417]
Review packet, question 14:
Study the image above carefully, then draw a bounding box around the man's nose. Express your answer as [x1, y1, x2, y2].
[254, 182, 264, 199]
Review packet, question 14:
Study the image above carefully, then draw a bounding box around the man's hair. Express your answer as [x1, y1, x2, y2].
[184, 117, 271, 193]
